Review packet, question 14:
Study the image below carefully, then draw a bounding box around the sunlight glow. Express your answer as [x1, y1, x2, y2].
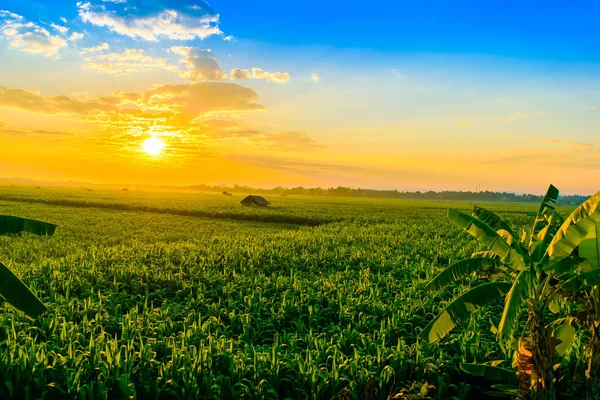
[142, 137, 166, 156]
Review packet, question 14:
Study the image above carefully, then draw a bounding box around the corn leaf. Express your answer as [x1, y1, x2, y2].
[0, 261, 47, 319]
[546, 191, 600, 265]
[0, 215, 57, 236]
[498, 270, 535, 340]
[460, 363, 517, 384]
[425, 257, 505, 292]
[448, 209, 526, 271]
[419, 281, 513, 344]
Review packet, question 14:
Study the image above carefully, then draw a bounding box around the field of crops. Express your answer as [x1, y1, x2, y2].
[0, 186, 582, 399]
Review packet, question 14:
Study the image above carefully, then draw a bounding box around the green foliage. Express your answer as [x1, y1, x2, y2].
[425, 257, 506, 292]
[497, 271, 534, 340]
[546, 190, 600, 265]
[0, 215, 55, 319]
[459, 362, 517, 384]
[419, 282, 512, 344]
[0, 261, 47, 319]
[448, 209, 526, 271]
[0, 215, 57, 236]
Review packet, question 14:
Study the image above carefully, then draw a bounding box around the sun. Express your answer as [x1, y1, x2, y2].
[142, 137, 166, 156]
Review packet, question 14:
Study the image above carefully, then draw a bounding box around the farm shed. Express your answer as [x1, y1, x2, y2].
[240, 195, 270, 206]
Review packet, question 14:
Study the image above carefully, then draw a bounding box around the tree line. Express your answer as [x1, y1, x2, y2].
[189, 184, 589, 204]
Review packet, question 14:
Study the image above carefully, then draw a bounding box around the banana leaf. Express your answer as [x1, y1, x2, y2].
[472, 206, 517, 242]
[561, 268, 600, 291]
[551, 319, 577, 356]
[0, 215, 57, 236]
[529, 184, 560, 251]
[498, 271, 535, 340]
[460, 362, 517, 384]
[546, 191, 600, 265]
[448, 209, 526, 271]
[425, 257, 505, 292]
[531, 209, 564, 263]
[419, 281, 513, 344]
[0, 261, 47, 319]
[579, 223, 599, 268]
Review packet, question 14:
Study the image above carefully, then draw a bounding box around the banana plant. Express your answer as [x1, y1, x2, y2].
[0, 215, 57, 319]
[420, 185, 600, 399]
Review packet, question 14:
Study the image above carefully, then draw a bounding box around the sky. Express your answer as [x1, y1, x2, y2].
[0, 1, 599, 194]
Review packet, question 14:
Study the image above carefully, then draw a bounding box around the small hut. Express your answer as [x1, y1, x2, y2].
[240, 195, 270, 207]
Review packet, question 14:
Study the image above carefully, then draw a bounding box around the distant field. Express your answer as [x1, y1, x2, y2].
[0, 186, 579, 399]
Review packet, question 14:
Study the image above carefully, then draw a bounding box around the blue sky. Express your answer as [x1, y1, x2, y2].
[0, 0, 599, 193]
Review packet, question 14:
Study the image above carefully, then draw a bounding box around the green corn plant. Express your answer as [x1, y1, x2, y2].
[420, 185, 600, 400]
[0, 215, 57, 319]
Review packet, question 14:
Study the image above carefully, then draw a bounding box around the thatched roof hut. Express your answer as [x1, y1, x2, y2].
[240, 195, 270, 206]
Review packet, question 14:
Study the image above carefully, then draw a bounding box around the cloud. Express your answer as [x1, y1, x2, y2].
[81, 42, 109, 53]
[261, 131, 322, 151]
[530, 137, 596, 152]
[69, 32, 85, 42]
[170, 46, 227, 81]
[229, 68, 291, 83]
[0, 11, 67, 57]
[83, 48, 178, 75]
[0, 10, 23, 20]
[391, 69, 408, 78]
[77, 1, 221, 41]
[311, 74, 320, 82]
[0, 83, 265, 129]
[0, 83, 323, 154]
[50, 23, 69, 34]
[506, 111, 544, 121]
[228, 155, 360, 175]
[223, 35, 234, 41]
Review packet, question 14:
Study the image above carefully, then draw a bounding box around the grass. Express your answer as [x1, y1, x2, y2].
[0, 186, 582, 399]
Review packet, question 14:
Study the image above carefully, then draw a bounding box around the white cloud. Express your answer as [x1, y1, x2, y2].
[230, 68, 290, 83]
[311, 73, 320, 82]
[506, 111, 544, 121]
[0, 11, 68, 57]
[171, 46, 228, 81]
[68, 32, 85, 42]
[77, 1, 221, 41]
[50, 23, 69, 34]
[230, 68, 252, 80]
[0, 10, 23, 20]
[60, 17, 68, 24]
[223, 35, 234, 41]
[81, 42, 110, 53]
[83, 48, 178, 74]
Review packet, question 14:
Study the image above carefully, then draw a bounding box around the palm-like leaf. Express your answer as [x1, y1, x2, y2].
[0, 215, 57, 236]
[420, 282, 513, 344]
[460, 362, 518, 384]
[448, 209, 526, 271]
[472, 206, 517, 242]
[425, 257, 506, 292]
[0, 261, 46, 319]
[498, 271, 535, 340]
[529, 184, 560, 251]
[546, 190, 600, 265]
[561, 268, 600, 291]
[579, 223, 599, 268]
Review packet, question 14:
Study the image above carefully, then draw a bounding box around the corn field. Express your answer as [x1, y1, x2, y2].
[0, 186, 586, 399]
